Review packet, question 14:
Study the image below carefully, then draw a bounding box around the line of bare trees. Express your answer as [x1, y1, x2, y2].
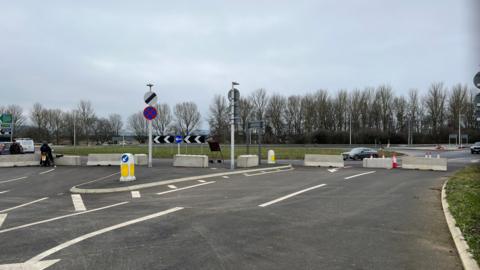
[2, 82, 478, 145]
[208, 83, 480, 144]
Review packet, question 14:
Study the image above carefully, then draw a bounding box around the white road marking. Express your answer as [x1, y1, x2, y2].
[197, 180, 206, 183]
[244, 167, 295, 177]
[76, 172, 120, 187]
[0, 190, 10, 194]
[0, 202, 128, 234]
[0, 259, 60, 270]
[222, 176, 230, 179]
[0, 176, 28, 185]
[39, 168, 55, 175]
[168, 185, 177, 189]
[71, 194, 86, 211]
[0, 213, 7, 228]
[343, 166, 352, 169]
[259, 184, 327, 207]
[344, 171, 376, 180]
[131, 191, 141, 198]
[328, 168, 338, 173]
[157, 181, 215, 195]
[0, 197, 49, 213]
[28, 207, 184, 263]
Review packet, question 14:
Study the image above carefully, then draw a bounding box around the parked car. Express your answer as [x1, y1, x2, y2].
[342, 147, 379, 160]
[16, 138, 35, 153]
[471, 142, 480, 154]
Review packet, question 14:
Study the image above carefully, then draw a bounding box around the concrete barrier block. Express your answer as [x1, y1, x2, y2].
[363, 158, 393, 169]
[0, 154, 40, 167]
[173, 154, 208, 168]
[237, 155, 259, 168]
[55, 155, 81, 166]
[401, 156, 447, 171]
[86, 154, 122, 166]
[134, 154, 147, 166]
[304, 154, 344, 167]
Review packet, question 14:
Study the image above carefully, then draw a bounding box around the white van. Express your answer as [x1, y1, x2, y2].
[16, 138, 35, 153]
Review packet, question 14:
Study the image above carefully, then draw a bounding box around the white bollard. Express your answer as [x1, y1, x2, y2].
[267, 149, 276, 164]
[120, 153, 136, 181]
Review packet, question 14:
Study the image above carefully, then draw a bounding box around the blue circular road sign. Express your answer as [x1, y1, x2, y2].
[143, 106, 157, 120]
[121, 154, 129, 163]
[175, 135, 183, 144]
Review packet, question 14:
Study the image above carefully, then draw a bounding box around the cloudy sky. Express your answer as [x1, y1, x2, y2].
[0, 0, 478, 127]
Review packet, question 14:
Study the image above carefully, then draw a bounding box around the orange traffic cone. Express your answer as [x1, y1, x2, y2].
[392, 153, 398, 168]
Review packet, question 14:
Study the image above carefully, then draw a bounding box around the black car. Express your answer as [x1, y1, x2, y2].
[471, 142, 480, 154]
[342, 147, 379, 160]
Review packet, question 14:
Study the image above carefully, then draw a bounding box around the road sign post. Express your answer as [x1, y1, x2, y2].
[175, 135, 182, 154]
[229, 82, 240, 170]
[144, 85, 158, 168]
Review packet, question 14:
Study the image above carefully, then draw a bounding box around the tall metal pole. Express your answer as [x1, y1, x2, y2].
[349, 113, 352, 145]
[230, 83, 235, 170]
[10, 114, 14, 142]
[147, 84, 154, 168]
[459, 113, 462, 148]
[73, 112, 76, 150]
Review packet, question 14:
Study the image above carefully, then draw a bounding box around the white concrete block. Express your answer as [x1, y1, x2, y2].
[0, 154, 40, 167]
[363, 158, 393, 169]
[86, 154, 122, 166]
[237, 155, 259, 168]
[401, 156, 447, 171]
[173, 154, 208, 168]
[304, 154, 344, 167]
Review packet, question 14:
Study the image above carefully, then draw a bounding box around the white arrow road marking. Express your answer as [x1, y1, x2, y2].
[71, 194, 86, 211]
[0, 202, 128, 234]
[0, 214, 7, 228]
[167, 185, 177, 189]
[328, 168, 338, 173]
[157, 181, 215, 195]
[39, 168, 55, 175]
[131, 191, 141, 198]
[0, 259, 60, 270]
[0, 197, 49, 213]
[344, 171, 376, 180]
[197, 180, 206, 183]
[0, 190, 10, 194]
[259, 184, 327, 207]
[0, 207, 184, 269]
[0, 176, 27, 184]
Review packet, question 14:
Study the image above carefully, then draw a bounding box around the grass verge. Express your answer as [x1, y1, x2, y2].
[55, 145, 401, 160]
[446, 164, 480, 262]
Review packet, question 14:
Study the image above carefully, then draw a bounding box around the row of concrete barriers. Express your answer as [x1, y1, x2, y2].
[303, 154, 447, 171]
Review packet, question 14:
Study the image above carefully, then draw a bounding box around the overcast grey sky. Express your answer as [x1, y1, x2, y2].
[0, 0, 478, 127]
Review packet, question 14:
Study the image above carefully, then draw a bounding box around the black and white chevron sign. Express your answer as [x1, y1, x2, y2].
[153, 135, 206, 144]
[153, 135, 174, 144]
[183, 135, 206, 144]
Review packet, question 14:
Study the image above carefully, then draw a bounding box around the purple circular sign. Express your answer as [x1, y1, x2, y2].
[143, 106, 157, 120]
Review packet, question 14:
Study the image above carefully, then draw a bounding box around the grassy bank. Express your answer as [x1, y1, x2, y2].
[55, 145, 401, 160]
[446, 165, 480, 262]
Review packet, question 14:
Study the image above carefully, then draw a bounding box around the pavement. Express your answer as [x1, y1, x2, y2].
[0, 149, 478, 269]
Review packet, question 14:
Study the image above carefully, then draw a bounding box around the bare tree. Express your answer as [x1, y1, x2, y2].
[376, 85, 394, 133]
[153, 104, 172, 135]
[265, 94, 286, 142]
[424, 82, 447, 140]
[128, 112, 148, 143]
[408, 89, 420, 133]
[77, 100, 96, 145]
[392, 96, 407, 133]
[46, 109, 63, 144]
[208, 95, 230, 142]
[174, 102, 201, 135]
[249, 88, 269, 121]
[108, 114, 123, 136]
[284, 95, 303, 137]
[93, 117, 113, 144]
[448, 84, 468, 131]
[239, 97, 253, 136]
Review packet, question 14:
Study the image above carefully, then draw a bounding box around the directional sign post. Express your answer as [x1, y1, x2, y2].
[229, 82, 240, 170]
[175, 135, 182, 154]
[144, 84, 158, 168]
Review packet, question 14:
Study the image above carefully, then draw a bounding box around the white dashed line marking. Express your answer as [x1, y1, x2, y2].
[344, 171, 376, 180]
[131, 191, 141, 198]
[0, 197, 49, 213]
[157, 181, 215, 195]
[71, 194, 86, 211]
[222, 176, 229, 179]
[197, 180, 206, 183]
[168, 185, 177, 189]
[39, 168, 55, 175]
[259, 184, 327, 207]
[0, 214, 7, 228]
[0, 176, 28, 184]
[0, 202, 128, 234]
[0, 190, 10, 194]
